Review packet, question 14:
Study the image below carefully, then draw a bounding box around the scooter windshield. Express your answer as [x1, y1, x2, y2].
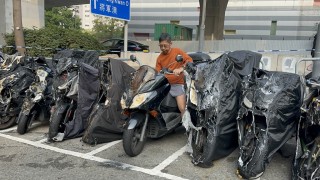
[129, 65, 157, 96]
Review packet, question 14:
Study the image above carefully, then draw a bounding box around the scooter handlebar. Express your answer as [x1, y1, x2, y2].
[160, 68, 174, 74]
[185, 62, 196, 75]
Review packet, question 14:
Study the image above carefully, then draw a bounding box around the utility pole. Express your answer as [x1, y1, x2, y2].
[312, 23, 320, 78]
[198, 0, 207, 52]
[13, 0, 25, 56]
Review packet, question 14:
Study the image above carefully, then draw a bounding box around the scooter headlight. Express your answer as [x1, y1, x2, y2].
[130, 92, 154, 109]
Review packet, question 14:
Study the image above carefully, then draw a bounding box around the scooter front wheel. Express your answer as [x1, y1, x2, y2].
[17, 113, 31, 135]
[123, 125, 146, 157]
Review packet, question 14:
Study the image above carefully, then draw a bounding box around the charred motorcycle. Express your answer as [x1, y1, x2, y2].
[292, 74, 320, 180]
[47, 58, 78, 141]
[0, 61, 35, 129]
[17, 58, 53, 134]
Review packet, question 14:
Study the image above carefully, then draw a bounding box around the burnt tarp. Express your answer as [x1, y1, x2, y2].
[63, 63, 100, 139]
[82, 59, 135, 145]
[237, 69, 303, 179]
[53, 50, 99, 68]
[187, 53, 242, 167]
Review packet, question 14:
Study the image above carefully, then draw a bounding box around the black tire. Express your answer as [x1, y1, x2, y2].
[17, 113, 31, 135]
[48, 108, 65, 140]
[123, 125, 146, 157]
[237, 130, 268, 179]
[0, 116, 16, 130]
[191, 128, 211, 167]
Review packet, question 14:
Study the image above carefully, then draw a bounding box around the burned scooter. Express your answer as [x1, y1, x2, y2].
[47, 50, 99, 142]
[0, 58, 35, 130]
[292, 69, 320, 179]
[47, 57, 79, 141]
[121, 55, 186, 157]
[16, 57, 53, 134]
[182, 53, 242, 168]
[236, 69, 303, 179]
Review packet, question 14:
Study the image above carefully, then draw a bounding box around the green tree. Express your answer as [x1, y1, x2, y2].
[92, 16, 124, 41]
[4, 27, 104, 57]
[45, 6, 81, 29]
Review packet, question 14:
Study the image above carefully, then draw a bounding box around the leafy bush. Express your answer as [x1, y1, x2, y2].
[4, 27, 105, 57]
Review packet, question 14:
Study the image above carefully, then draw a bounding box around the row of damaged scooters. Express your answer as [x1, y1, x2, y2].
[179, 51, 320, 180]
[0, 49, 318, 179]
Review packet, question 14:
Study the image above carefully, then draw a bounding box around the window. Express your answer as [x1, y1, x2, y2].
[224, 30, 236, 35]
[270, 21, 277, 35]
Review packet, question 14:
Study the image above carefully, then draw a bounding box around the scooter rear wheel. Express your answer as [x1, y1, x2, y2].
[0, 116, 16, 130]
[123, 125, 146, 157]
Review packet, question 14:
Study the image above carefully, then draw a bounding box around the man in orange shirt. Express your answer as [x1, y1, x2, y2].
[155, 33, 193, 116]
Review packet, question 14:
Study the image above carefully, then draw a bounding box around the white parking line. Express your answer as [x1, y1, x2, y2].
[35, 138, 49, 144]
[0, 126, 17, 133]
[85, 140, 122, 156]
[153, 145, 187, 172]
[0, 133, 188, 180]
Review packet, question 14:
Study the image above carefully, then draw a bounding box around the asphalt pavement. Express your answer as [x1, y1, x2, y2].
[0, 122, 292, 180]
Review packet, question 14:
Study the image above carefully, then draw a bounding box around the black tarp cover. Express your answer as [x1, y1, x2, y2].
[237, 69, 303, 179]
[187, 53, 242, 167]
[82, 59, 135, 145]
[227, 50, 262, 77]
[63, 63, 100, 139]
[50, 50, 100, 140]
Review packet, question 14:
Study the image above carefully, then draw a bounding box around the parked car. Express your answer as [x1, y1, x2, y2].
[102, 38, 149, 57]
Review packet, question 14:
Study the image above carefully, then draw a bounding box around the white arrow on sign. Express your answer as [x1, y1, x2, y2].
[93, 0, 98, 9]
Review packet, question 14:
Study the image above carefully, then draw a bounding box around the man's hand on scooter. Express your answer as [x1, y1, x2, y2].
[173, 67, 184, 76]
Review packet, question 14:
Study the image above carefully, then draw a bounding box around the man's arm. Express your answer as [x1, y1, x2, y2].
[155, 57, 162, 72]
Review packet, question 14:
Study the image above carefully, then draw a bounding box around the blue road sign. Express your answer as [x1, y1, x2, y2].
[90, 0, 130, 21]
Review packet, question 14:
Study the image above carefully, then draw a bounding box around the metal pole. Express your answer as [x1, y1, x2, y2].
[312, 23, 320, 78]
[13, 0, 25, 56]
[124, 21, 128, 58]
[198, 0, 207, 52]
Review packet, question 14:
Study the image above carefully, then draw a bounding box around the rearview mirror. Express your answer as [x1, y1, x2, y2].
[130, 54, 137, 62]
[176, 55, 183, 62]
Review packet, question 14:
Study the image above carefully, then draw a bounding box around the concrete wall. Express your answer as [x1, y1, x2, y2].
[120, 51, 313, 75]
[140, 39, 313, 53]
[119, 39, 314, 75]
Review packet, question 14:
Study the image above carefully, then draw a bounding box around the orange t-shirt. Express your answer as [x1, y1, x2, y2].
[155, 48, 193, 84]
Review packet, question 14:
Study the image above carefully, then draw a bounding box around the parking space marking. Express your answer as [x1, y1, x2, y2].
[85, 140, 122, 156]
[35, 138, 49, 144]
[0, 122, 42, 133]
[153, 145, 187, 172]
[0, 126, 17, 133]
[0, 132, 188, 180]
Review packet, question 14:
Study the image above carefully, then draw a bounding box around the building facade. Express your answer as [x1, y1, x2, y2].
[0, 0, 45, 45]
[128, 0, 320, 40]
[1, 0, 320, 45]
